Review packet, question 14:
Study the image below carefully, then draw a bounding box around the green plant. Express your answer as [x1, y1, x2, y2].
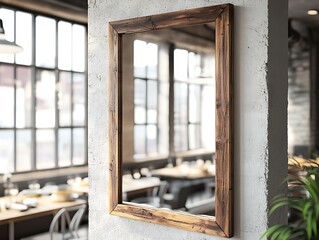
[260, 159, 319, 240]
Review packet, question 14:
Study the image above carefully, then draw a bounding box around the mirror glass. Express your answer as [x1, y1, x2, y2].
[122, 23, 216, 217]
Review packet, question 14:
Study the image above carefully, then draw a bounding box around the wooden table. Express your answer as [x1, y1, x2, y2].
[151, 166, 214, 180]
[0, 196, 87, 240]
[123, 177, 161, 196]
[71, 177, 162, 197]
[288, 156, 319, 169]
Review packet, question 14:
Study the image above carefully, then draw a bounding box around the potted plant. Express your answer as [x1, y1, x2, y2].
[260, 158, 319, 240]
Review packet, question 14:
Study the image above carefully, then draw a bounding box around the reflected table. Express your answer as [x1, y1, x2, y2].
[151, 166, 215, 180]
[122, 177, 161, 200]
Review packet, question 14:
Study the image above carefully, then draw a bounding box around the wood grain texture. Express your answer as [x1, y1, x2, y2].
[108, 24, 122, 213]
[215, 4, 234, 237]
[108, 4, 233, 237]
[110, 5, 226, 34]
[113, 204, 224, 236]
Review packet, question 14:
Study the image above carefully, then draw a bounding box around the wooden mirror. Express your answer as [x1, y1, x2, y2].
[108, 4, 233, 237]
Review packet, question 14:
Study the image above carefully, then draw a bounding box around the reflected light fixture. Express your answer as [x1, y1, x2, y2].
[0, 19, 23, 53]
[307, 9, 318, 16]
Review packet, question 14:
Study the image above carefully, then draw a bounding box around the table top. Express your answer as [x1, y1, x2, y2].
[0, 196, 86, 224]
[151, 166, 214, 180]
[288, 156, 319, 169]
[71, 177, 162, 196]
[123, 177, 161, 195]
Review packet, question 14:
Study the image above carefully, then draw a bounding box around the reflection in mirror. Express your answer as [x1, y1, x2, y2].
[122, 23, 216, 217]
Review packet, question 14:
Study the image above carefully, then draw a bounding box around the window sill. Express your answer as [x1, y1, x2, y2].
[174, 149, 214, 158]
[0, 165, 88, 184]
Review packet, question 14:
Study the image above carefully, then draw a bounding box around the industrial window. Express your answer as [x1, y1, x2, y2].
[133, 40, 159, 157]
[0, 7, 87, 173]
[132, 39, 215, 158]
[174, 49, 215, 152]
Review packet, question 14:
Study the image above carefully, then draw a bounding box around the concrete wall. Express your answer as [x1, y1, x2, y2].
[88, 0, 287, 239]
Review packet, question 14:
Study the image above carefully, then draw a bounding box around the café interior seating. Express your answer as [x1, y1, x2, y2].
[21, 204, 87, 240]
[131, 181, 171, 208]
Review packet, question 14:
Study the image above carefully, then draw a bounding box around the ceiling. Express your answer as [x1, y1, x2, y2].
[289, 0, 319, 27]
[46, 0, 87, 10]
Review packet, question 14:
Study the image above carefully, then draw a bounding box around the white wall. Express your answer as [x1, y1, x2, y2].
[88, 0, 288, 239]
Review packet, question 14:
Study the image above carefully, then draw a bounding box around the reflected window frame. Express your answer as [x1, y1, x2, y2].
[0, 6, 88, 173]
[133, 40, 160, 158]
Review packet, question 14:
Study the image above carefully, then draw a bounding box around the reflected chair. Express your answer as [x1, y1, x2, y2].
[165, 183, 206, 210]
[22, 204, 87, 240]
[131, 181, 170, 208]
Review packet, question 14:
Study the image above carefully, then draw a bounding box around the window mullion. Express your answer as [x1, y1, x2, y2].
[199, 85, 203, 148]
[168, 43, 175, 156]
[187, 84, 190, 150]
[84, 27, 88, 164]
[144, 78, 148, 155]
[71, 71, 74, 166]
[31, 14, 36, 171]
[13, 10, 17, 172]
[70, 24, 74, 166]
[54, 20, 59, 168]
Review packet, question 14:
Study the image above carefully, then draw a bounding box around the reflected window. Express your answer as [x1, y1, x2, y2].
[133, 41, 215, 158]
[174, 49, 215, 152]
[0, 7, 87, 172]
[133, 40, 159, 157]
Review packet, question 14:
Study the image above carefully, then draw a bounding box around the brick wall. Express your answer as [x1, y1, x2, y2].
[288, 50, 310, 157]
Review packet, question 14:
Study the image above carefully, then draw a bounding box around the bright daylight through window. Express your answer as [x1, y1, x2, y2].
[133, 39, 215, 158]
[0, 7, 87, 173]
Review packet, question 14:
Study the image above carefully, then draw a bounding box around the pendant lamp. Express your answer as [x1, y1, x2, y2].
[0, 19, 23, 53]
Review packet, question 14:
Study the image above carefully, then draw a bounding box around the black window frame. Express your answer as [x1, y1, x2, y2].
[0, 6, 88, 173]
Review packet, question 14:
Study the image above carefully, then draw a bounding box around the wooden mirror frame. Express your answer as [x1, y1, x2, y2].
[108, 4, 233, 237]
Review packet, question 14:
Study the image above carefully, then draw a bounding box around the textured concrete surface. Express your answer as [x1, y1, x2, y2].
[88, 0, 287, 239]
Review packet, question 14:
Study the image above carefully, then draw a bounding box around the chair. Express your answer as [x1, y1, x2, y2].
[165, 183, 206, 210]
[131, 181, 170, 208]
[22, 204, 87, 240]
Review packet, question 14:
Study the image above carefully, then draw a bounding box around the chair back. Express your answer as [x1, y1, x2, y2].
[157, 181, 169, 204]
[50, 204, 86, 240]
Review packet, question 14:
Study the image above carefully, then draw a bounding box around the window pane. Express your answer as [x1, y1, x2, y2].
[174, 124, 187, 151]
[189, 124, 200, 150]
[36, 130, 55, 169]
[0, 130, 14, 173]
[16, 130, 32, 172]
[36, 16, 56, 68]
[59, 129, 71, 167]
[16, 67, 32, 128]
[189, 84, 201, 123]
[0, 9, 14, 63]
[59, 72, 71, 126]
[202, 85, 215, 151]
[72, 24, 86, 72]
[58, 21, 72, 70]
[147, 125, 157, 154]
[188, 52, 201, 79]
[134, 79, 146, 124]
[73, 73, 85, 126]
[73, 128, 85, 165]
[146, 43, 158, 79]
[36, 70, 56, 128]
[134, 40, 147, 78]
[16, 12, 32, 65]
[0, 65, 14, 127]
[147, 80, 157, 123]
[134, 125, 146, 155]
[174, 82, 187, 124]
[174, 49, 188, 81]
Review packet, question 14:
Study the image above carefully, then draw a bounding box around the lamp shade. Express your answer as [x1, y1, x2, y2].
[0, 19, 23, 54]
